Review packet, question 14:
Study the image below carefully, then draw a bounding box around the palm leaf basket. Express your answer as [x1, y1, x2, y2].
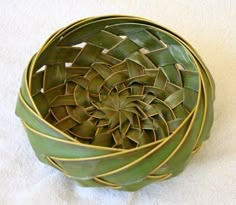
[16, 15, 215, 191]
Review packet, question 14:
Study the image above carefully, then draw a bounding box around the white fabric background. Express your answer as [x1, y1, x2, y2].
[0, 0, 235, 204]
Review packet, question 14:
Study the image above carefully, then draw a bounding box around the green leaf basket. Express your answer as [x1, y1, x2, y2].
[16, 15, 215, 191]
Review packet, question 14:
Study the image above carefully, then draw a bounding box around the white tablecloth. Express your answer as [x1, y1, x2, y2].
[0, 0, 235, 204]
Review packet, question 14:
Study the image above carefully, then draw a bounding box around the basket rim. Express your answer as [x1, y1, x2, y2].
[21, 15, 214, 152]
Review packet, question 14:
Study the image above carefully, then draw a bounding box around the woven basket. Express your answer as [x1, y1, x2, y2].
[16, 15, 215, 191]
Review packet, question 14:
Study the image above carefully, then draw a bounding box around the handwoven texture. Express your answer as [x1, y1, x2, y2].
[16, 15, 215, 191]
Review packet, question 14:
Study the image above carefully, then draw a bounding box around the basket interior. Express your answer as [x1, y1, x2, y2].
[29, 18, 199, 149]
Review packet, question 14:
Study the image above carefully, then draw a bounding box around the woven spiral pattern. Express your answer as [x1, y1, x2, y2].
[16, 15, 215, 191]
